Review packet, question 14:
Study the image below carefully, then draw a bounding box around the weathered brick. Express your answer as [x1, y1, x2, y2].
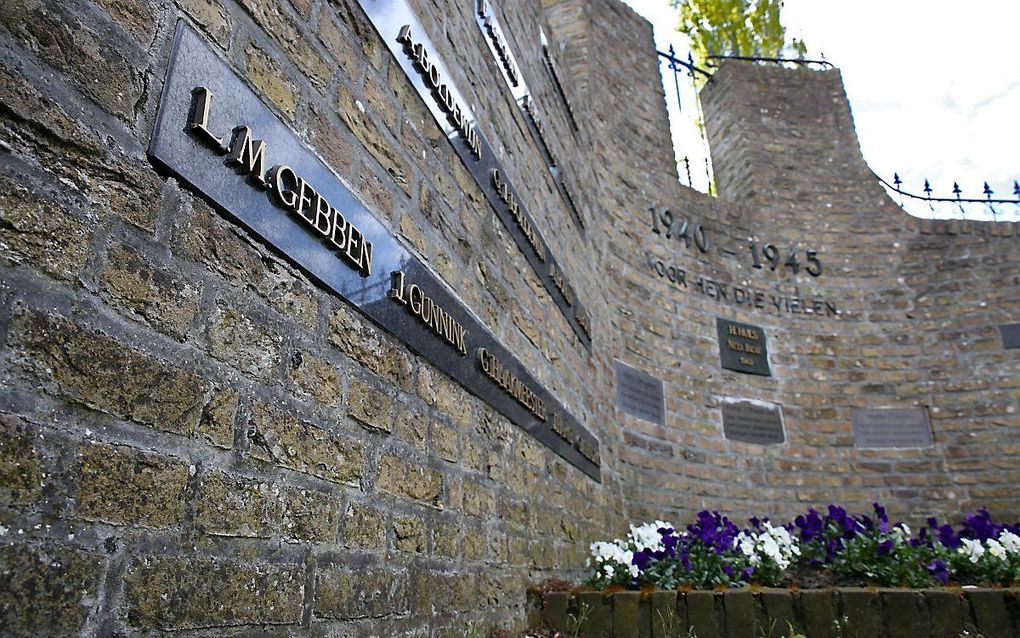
[281, 487, 339, 542]
[431, 420, 460, 462]
[328, 303, 413, 390]
[207, 301, 282, 379]
[376, 454, 442, 507]
[245, 42, 299, 118]
[315, 566, 407, 619]
[237, 0, 331, 90]
[247, 401, 363, 485]
[194, 471, 281, 538]
[75, 442, 189, 528]
[431, 516, 460, 558]
[100, 242, 201, 340]
[342, 501, 387, 549]
[347, 375, 393, 433]
[92, 0, 156, 43]
[175, 0, 231, 47]
[0, 0, 142, 121]
[0, 542, 104, 637]
[394, 400, 428, 450]
[9, 308, 209, 436]
[289, 350, 344, 407]
[336, 80, 412, 196]
[309, 103, 355, 176]
[393, 515, 426, 553]
[197, 388, 237, 449]
[0, 175, 91, 281]
[0, 415, 43, 508]
[124, 556, 304, 630]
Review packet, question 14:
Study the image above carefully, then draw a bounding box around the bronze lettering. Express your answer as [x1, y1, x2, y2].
[329, 208, 349, 251]
[295, 178, 316, 223]
[267, 165, 298, 209]
[225, 126, 267, 188]
[186, 86, 225, 150]
[312, 192, 331, 237]
[391, 271, 468, 355]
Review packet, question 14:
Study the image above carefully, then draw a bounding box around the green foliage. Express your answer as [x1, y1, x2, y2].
[827, 528, 937, 588]
[670, 0, 805, 68]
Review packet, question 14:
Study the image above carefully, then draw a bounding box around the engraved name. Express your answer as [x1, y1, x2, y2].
[490, 168, 546, 262]
[396, 25, 482, 160]
[187, 87, 374, 276]
[477, 0, 519, 87]
[478, 347, 546, 420]
[389, 270, 468, 355]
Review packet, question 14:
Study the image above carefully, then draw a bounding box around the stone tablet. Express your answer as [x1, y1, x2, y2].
[1000, 323, 1020, 350]
[852, 408, 932, 448]
[721, 399, 785, 444]
[615, 362, 665, 425]
[716, 318, 771, 376]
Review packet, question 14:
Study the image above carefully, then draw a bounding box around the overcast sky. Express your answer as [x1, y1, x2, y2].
[622, 0, 1020, 219]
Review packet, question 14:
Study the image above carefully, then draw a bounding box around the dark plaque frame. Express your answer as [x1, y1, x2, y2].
[1000, 323, 1020, 350]
[615, 361, 665, 425]
[148, 23, 599, 480]
[721, 399, 785, 445]
[851, 408, 932, 449]
[716, 317, 771, 376]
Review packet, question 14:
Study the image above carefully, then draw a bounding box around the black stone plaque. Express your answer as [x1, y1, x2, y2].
[148, 23, 599, 480]
[851, 408, 932, 448]
[721, 399, 785, 445]
[355, 0, 592, 348]
[1000, 323, 1020, 350]
[716, 318, 771, 376]
[615, 361, 664, 425]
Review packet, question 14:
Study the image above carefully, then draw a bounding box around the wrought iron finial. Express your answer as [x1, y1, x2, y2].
[893, 173, 902, 191]
[923, 179, 932, 198]
[953, 182, 962, 199]
[983, 182, 993, 200]
[1013, 180, 1020, 201]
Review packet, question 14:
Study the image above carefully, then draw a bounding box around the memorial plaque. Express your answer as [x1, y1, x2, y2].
[852, 408, 932, 448]
[716, 318, 771, 376]
[1000, 323, 1020, 350]
[615, 361, 664, 425]
[148, 23, 600, 480]
[721, 399, 785, 444]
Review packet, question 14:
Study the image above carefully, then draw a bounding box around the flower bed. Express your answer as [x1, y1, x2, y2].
[526, 506, 1020, 638]
[588, 505, 1020, 590]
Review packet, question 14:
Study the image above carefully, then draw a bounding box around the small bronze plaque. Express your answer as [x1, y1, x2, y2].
[1000, 323, 1020, 350]
[615, 361, 665, 425]
[721, 399, 785, 444]
[716, 318, 771, 376]
[852, 408, 932, 448]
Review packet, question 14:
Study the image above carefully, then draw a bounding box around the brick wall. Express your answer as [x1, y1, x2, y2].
[0, 0, 1016, 635]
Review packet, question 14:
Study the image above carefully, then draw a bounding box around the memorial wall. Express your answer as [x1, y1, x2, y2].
[0, 0, 1016, 634]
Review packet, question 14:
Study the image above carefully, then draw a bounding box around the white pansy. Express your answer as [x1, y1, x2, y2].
[731, 522, 800, 571]
[627, 520, 673, 553]
[986, 539, 1006, 561]
[960, 538, 985, 563]
[998, 530, 1020, 555]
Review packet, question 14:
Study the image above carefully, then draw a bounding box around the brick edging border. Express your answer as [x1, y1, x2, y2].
[528, 587, 1020, 638]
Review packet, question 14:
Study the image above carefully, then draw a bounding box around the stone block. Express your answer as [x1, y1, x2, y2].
[577, 590, 612, 638]
[75, 442, 189, 528]
[687, 591, 720, 638]
[289, 350, 344, 408]
[0, 415, 43, 507]
[208, 301, 282, 379]
[328, 304, 413, 391]
[968, 589, 1013, 638]
[431, 419, 460, 463]
[91, 0, 155, 43]
[245, 42, 298, 119]
[797, 589, 836, 638]
[613, 591, 641, 637]
[394, 400, 428, 450]
[839, 588, 880, 638]
[342, 501, 387, 549]
[347, 375, 393, 433]
[315, 565, 407, 619]
[175, 0, 231, 47]
[0, 174, 91, 281]
[247, 401, 364, 485]
[281, 487, 338, 542]
[0, 0, 142, 121]
[194, 470, 280, 538]
[724, 590, 756, 638]
[197, 388, 237, 449]
[0, 542, 104, 637]
[759, 589, 797, 638]
[924, 590, 965, 637]
[9, 309, 209, 436]
[376, 453, 442, 507]
[393, 515, 426, 553]
[649, 590, 679, 638]
[882, 589, 927, 638]
[100, 241, 201, 340]
[124, 556, 304, 630]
